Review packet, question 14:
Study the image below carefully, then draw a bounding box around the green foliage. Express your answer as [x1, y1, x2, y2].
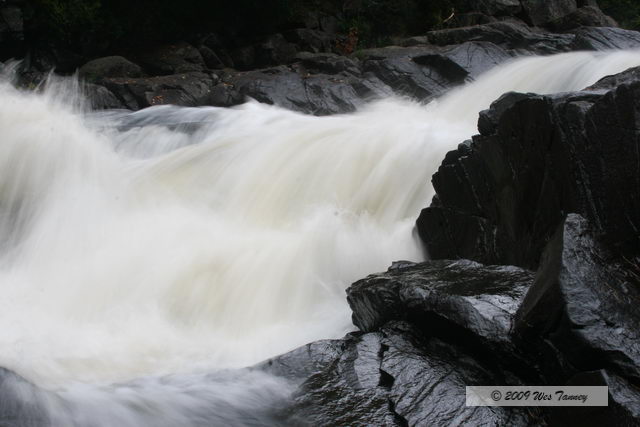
[599, 0, 640, 30]
[34, 0, 102, 46]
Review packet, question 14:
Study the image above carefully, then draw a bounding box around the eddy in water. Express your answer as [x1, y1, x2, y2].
[1, 49, 640, 426]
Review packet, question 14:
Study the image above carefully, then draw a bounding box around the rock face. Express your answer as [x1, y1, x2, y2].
[347, 260, 532, 347]
[425, 21, 576, 54]
[417, 66, 640, 269]
[571, 26, 640, 50]
[102, 72, 219, 110]
[265, 322, 536, 426]
[515, 214, 640, 383]
[79, 56, 143, 81]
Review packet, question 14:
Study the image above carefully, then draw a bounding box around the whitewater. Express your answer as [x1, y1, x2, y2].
[1, 49, 639, 426]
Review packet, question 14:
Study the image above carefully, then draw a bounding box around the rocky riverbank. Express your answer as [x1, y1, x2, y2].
[2, 0, 640, 115]
[257, 63, 640, 426]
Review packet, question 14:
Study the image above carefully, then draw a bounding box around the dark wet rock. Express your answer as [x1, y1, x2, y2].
[379, 323, 536, 426]
[257, 339, 346, 381]
[515, 215, 640, 382]
[521, 0, 578, 27]
[295, 52, 360, 76]
[347, 260, 533, 346]
[271, 322, 536, 426]
[103, 72, 218, 110]
[0, 368, 48, 427]
[135, 42, 206, 76]
[84, 83, 125, 110]
[477, 91, 533, 135]
[426, 21, 575, 54]
[346, 258, 540, 384]
[210, 65, 391, 115]
[360, 41, 511, 101]
[571, 26, 640, 50]
[436, 41, 512, 79]
[399, 35, 430, 47]
[587, 65, 640, 90]
[79, 56, 143, 82]
[548, 6, 618, 30]
[417, 67, 640, 269]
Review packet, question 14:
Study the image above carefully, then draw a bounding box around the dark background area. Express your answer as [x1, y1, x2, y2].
[2, 0, 638, 67]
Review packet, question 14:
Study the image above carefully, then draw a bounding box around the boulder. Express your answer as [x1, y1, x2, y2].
[360, 41, 511, 101]
[295, 52, 360, 76]
[347, 260, 533, 348]
[84, 83, 125, 110]
[215, 65, 390, 115]
[417, 66, 640, 269]
[79, 56, 143, 82]
[521, 0, 578, 27]
[134, 42, 206, 76]
[571, 26, 640, 50]
[426, 21, 575, 55]
[102, 72, 218, 110]
[267, 322, 536, 426]
[515, 215, 640, 382]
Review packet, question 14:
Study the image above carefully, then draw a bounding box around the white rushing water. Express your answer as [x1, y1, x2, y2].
[1, 49, 640, 425]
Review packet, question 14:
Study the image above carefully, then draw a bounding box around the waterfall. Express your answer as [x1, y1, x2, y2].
[1, 49, 640, 426]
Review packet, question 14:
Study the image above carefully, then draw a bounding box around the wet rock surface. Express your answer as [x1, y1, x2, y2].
[417, 66, 640, 269]
[515, 214, 640, 383]
[264, 322, 537, 426]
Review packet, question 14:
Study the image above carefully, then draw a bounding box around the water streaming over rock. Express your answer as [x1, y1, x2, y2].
[1, 49, 640, 425]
